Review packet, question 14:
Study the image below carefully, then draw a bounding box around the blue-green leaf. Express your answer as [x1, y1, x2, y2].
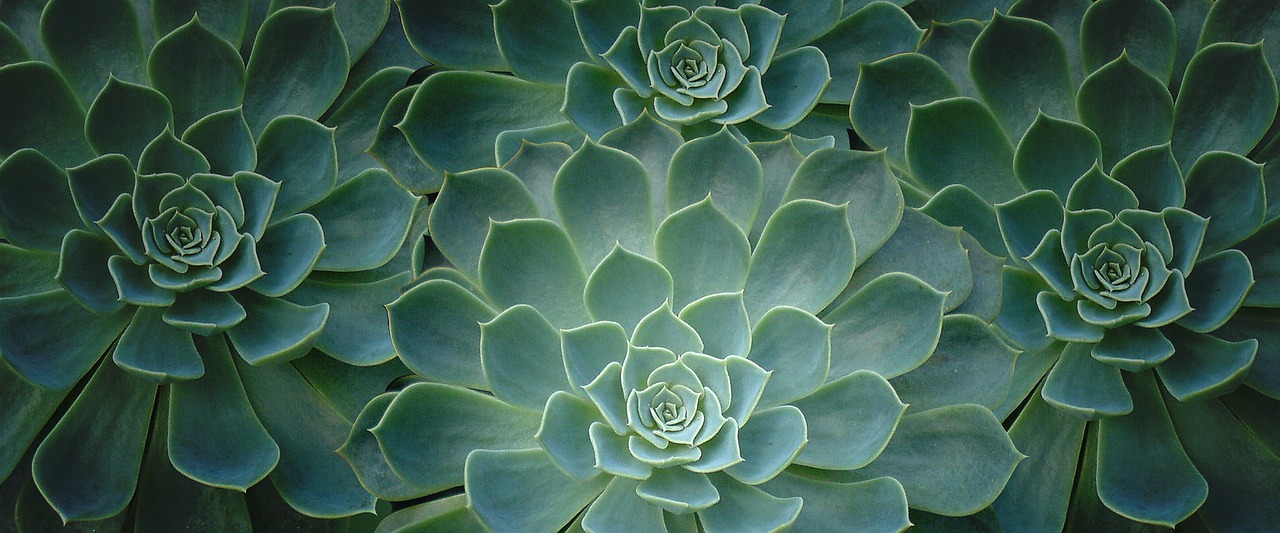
[242, 6, 349, 133]
[1171, 42, 1278, 169]
[555, 142, 654, 267]
[308, 168, 418, 272]
[0, 61, 93, 166]
[655, 198, 751, 310]
[744, 200, 854, 321]
[467, 448, 608, 533]
[479, 218, 590, 328]
[0, 149, 81, 252]
[1042, 342, 1132, 419]
[970, 13, 1075, 139]
[585, 246, 673, 335]
[0, 289, 130, 390]
[40, 0, 146, 104]
[906, 97, 1020, 203]
[481, 304, 571, 411]
[86, 77, 173, 164]
[388, 279, 496, 388]
[227, 290, 328, 365]
[254, 115, 337, 217]
[147, 16, 246, 131]
[1078, 53, 1175, 169]
[825, 272, 945, 380]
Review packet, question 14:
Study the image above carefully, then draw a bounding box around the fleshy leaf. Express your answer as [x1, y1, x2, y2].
[1171, 42, 1279, 169]
[86, 77, 173, 164]
[1013, 113, 1102, 199]
[281, 273, 408, 366]
[1092, 326, 1175, 372]
[782, 148, 904, 266]
[582, 477, 665, 532]
[826, 272, 945, 380]
[55, 229, 125, 314]
[481, 305, 572, 411]
[996, 189, 1065, 266]
[791, 370, 905, 471]
[562, 321, 629, 393]
[679, 292, 750, 360]
[114, 306, 204, 381]
[1236, 218, 1280, 307]
[537, 391, 603, 480]
[748, 306, 829, 407]
[853, 404, 1024, 516]
[666, 129, 764, 233]
[811, 2, 922, 105]
[841, 209, 973, 313]
[585, 246, 674, 335]
[1157, 327, 1257, 402]
[368, 85, 440, 195]
[1183, 151, 1266, 253]
[992, 389, 1086, 533]
[851, 53, 958, 167]
[562, 62, 625, 139]
[467, 448, 608, 533]
[1064, 164, 1140, 213]
[0, 61, 93, 166]
[1042, 342, 1133, 419]
[181, 107, 255, 175]
[631, 302, 703, 356]
[0, 149, 82, 252]
[372, 383, 539, 494]
[227, 290, 329, 365]
[744, 200, 854, 322]
[69, 154, 136, 232]
[32, 359, 156, 522]
[890, 314, 1019, 411]
[429, 168, 539, 278]
[168, 334, 278, 490]
[762, 473, 908, 533]
[1110, 143, 1185, 211]
[636, 465, 719, 514]
[655, 198, 751, 310]
[249, 212, 324, 297]
[148, 16, 246, 131]
[1077, 53, 1174, 169]
[0, 289, 130, 390]
[970, 13, 1075, 138]
[138, 127, 210, 176]
[1095, 371, 1208, 526]
[242, 6, 349, 133]
[1080, 0, 1177, 82]
[555, 142, 654, 267]
[906, 97, 1020, 203]
[700, 473, 802, 533]
[338, 392, 426, 501]
[479, 218, 589, 328]
[724, 405, 806, 485]
[308, 168, 418, 272]
[599, 111, 683, 221]
[40, 0, 146, 104]
[754, 46, 831, 130]
[254, 115, 337, 217]
[387, 279, 496, 388]
[1180, 248, 1255, 331]
[1037, 292, 1105, 343]
[0, 244, 61, 298]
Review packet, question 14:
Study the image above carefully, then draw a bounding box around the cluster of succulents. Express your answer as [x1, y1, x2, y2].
[1, 0, 1278, 531]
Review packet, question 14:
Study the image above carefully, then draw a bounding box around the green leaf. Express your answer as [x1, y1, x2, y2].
[723, 355, 769, 425]
[0, 289, 129, 390]
[429, 168, 538, 278]
[388, 279, 495, 388]
[1237, 218, 1280, 307]
[783, 148, 904, 267]
[1078, 53, 1175, 169]
[270, 0, 389, 61]
[338, 392, 427, 501]
[168, 334, 278, 490]
[970, 13, 1075, 139]
[585, 246, 673, 335]
[376, 495, 487, 532]
[0, 149, 81, 252]
[397, 0, 507, 70]
[0, 61, 93, 167]
[748, 306, 829, 407]
[479, 218, 589, 327]
[600, 112, 684, 222]
[1171, 42, 1279, 169]
[759, 0, 837, 51]
[906, 97, 1020, 203]
[746, 137, 806, 242]
[562, 321, 628, 393]
[237, 356, 376, 518]
[1008, 0, 1090, 85]
[133, 415, 256, 533]
[467, 448, 608, 533]
[631, 302, 704, 355]
[1096, 371, 1207, 526]
[582, 477, 665, 532]
[724, 405, 807, 485]
[493, 0, 590, 84]
[676, 294, 749, 363]
[994, 342, 1062, 421]
[249, 213, 324, 297]
[372, 383, 539, 494]
[1042, 342, 1132, 418]
[283, 273, 407, 366]
[555, 142, 654, 267]
[1080, 0, 1177, 82]
[0, 363, 68, 479]
[655, 198, 751, 310]
[916, 18, 984, 97]
[181, 107, 256, 175]
[227, 290, 329, 365]
[54, 229, 124, 314]
[242, 6, 349, 133]
[762, 474, 908, 533]
[1157, 327, 1256, 401]
[573, 0, 640, 59]
[1092, 326, 1175, 372]
[850, 53, 958, 167]
[148, 16, 246, 131]
[40, 0, 146, 104]
[825, 272, 945, 380]
[854, 404, 1024, 516]
[154, 1, 248, 47]
[791, 370, 905, 471]
[308, 168, 418, 272]
[402, 71, 565, 172]
[1180, 249, 1254, 333]
[113, 306, 205, 381]
[32, 360, 156, 521]
[559, 62, 624, 139]
[667, 129, 764, 233]
[842, 209, 973, 313]
[918, 184, 1003, 258]
[996, 189, 1065, 266]
[1110, 143, 1184, 211]
[67, 155, 134, 233]
[1183, 151, 1266, 253]
[754, 46, 831, 130]
[138, 127, 211, 176]
[891, 314, 1019, 411]
[700, 473, 802, 533]
[1013, 113, 1101, 199]
[811, 2, 922, 105]
[368, 85, 440, 195]
[0, 243, 60, 298]
[744, 200, 854, 321]
[254, 115, 337, 217]
[481, 304, 572, 410]
[86, 77, 173, 164]
[537, 392, 603, 480]
[992, 389, 1085, 533]
[1065, 164, 1139, 214]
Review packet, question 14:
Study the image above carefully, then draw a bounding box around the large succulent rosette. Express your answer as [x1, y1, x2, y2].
[388, 0, 927, 176]
[342, 115, 1025, 531]
[0, 1, 425, 528]
[851, 0, 1280, 529]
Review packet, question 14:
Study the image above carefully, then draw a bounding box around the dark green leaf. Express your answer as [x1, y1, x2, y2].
[396, 0, 507, 70]
[227, 290, 329, 365]
[154, 0, 249, 47]
[85, 76, 173, 164]
[250, 213, 324, 297]
[1078, 53, 1175, 169]
[308, 168, 418, 272]
[40, 0, 146, 103]
[1158, 326, 1256, 401]
[148, 16, 246, 131]
[242, 6, 349, 133]
[970, 13, 1075, 139]
[811, 2, 922, 104]
[1171, 42, 1279, 169]
[0, 149, 81, 252]
[0, 61, 93, 166]
[182, 107, 256, 175]
[1080, 0, 1177, 82]
[493, 0, 590, 84]
[1110, 143, 1184, 211]
[890, 314, 1019, 411]
[992, 390, 1085, 533]
[113, 306, 204, 381]
[906, 97, 1020, 202]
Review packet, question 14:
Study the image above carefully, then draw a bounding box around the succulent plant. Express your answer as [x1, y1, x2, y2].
[390, 0, 927, 174]
[851, 0, 1280, 529]
[342, 115, 1024, 531]
[0, 0, 426, 527]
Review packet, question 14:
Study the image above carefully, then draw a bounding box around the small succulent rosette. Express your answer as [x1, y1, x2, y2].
[390, 0, 927, 174]
[342, 116, 1024, 531]
[0, 1, 425, 528]
[851, 1, 1280, 529]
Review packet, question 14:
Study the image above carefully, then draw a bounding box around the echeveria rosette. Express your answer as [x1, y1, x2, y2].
[0, 2, 424, 527]
[341, 116, 1023, 531]
[393, 0, 926, 174]
[851, 1, 1280, 529]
